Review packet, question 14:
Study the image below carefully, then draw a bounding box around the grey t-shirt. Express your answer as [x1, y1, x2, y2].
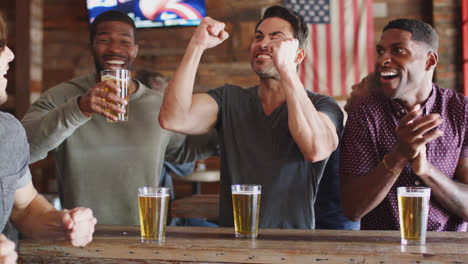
[207, 85, 343, 229]
[0, 112, 32, 239]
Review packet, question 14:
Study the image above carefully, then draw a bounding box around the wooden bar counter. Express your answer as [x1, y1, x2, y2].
[19, 225, 468, 263]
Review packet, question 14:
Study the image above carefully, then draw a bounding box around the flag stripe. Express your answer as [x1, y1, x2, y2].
[312, 24, 319, 93]
[326, 24, 333, 96]
[366, 0, 375, 73]
[353, 0, 360, 86]
[317, 23, 327, 94]
[330, 0, 341, 97]
[339, 0, 347, 97]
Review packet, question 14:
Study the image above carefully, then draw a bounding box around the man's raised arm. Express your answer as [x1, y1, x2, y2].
[159, 17, 228, 135]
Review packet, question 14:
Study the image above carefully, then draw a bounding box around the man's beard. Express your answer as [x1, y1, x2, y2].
[251, 62, 280, 80]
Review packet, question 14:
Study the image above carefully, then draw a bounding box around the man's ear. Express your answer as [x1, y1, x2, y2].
[425, 51, 438, 71]
[295, 48, 306, 64]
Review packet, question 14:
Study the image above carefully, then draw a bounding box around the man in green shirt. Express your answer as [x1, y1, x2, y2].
[21, 10, 216, 225]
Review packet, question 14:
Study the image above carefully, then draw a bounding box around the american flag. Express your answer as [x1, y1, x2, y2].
[285, 0, 374, 98]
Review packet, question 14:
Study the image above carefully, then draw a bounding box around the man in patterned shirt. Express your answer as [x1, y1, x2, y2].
[340, 18, 468, 231]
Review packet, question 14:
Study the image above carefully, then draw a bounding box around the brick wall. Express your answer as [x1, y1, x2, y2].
[433, 0, 463, 91]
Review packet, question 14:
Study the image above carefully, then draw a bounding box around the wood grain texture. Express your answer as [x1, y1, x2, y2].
[19, 225, 468, 264]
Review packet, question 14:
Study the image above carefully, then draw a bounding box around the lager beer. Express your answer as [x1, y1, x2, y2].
[397, 187, 431, 245]
[231, 185, 261, 238]
[100, 69, 129, 122]
[138, 187, 170, 243]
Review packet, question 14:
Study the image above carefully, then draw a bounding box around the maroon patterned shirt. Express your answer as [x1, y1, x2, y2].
[340, 84, 468, 231]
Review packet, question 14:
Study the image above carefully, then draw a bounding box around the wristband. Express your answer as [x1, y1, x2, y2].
[382, 154, 401, 175]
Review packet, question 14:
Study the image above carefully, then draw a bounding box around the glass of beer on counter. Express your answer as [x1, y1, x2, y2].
[138, 187, 170, 243]
[100, 69, 130, 122]
[397, 186, 431, 245]
[231, 184, 261, 238]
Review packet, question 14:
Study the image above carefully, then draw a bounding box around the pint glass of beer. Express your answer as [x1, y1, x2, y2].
[100, 69, 130, 122]
[231, 184, 261, 238]
[138, 187, 170, 243]
[397, 187, 431, 245]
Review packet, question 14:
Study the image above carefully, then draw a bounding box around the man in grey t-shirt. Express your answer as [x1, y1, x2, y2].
[159, 6, 342, 229]
[0, 15, 96, 263]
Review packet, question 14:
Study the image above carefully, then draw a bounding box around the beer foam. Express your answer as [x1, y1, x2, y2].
[139, 194, 170, 198]
[102, 75, 127, 82]
[232, 190, 261, 195]
[398, 193, 430, 197]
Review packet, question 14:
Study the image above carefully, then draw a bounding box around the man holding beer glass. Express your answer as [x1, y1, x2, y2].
[21, 11, 217, 226]
[340, 19, 468, 232]
[159, 6, 342, 229]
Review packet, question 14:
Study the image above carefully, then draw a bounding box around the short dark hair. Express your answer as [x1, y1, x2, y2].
[383, 18, 438, 53]
[89, 10, 137, 44]
[255, 6, 309, 49]
[0, 12, 7, 52]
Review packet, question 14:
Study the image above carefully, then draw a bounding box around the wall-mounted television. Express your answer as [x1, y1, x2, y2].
[87, 0, 206, 28]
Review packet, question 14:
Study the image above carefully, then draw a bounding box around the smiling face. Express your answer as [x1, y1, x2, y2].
[375, 28, 434, 101]
[91, 21, 138, 73]
[250, 17, 295, 79]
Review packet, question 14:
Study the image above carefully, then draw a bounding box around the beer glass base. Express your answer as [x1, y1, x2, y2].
[141, 237, 165, 244]
[106, 118, 128, 123]
[235, 233, 258, 239]
[401, 238, 425, 245]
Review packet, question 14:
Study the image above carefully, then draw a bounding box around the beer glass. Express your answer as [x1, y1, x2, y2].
[397, 186, 431, 245]
[138, 187, 170, 243]
[100, 69, 130, 122]
[231, 184, 261, 238]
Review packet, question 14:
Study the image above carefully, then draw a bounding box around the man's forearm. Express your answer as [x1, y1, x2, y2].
[282, 73, 338, 162]
[10, 194, 64, 240]
[22, 97, 89, 163]
[418, 163, 468, 221]
[341, 150, 406, 221]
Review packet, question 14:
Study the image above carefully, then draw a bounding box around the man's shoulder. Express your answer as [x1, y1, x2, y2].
[305, 90, 340, 105]
[0, 111, 26, 146]
[214, 84, 252, 93]
[44, 74, 95, 96]
[206, 84, 255, 101]
[0, 111, 21, 128]
[434, 84, 468, 104]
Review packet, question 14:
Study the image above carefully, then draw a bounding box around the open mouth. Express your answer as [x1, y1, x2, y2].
[379, 70, 399, 81]
[256, 54, 271, 59]
[104, 60, 125, 69]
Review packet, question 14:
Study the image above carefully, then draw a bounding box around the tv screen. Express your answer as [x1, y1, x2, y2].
[87, 0, 206, 28]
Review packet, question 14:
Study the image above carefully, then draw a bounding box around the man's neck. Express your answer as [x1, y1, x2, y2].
[396, 80, 433, 110]
[258, 78, 286, 115]
[129, 79, 138, 95]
